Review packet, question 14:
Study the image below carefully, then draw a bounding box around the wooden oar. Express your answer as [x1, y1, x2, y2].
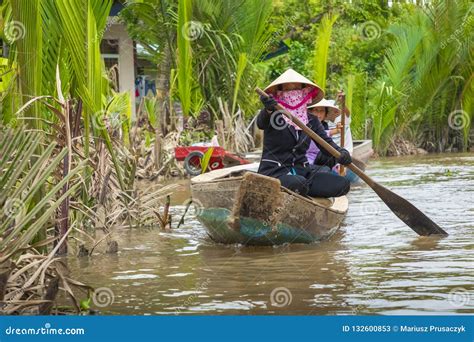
[330, 91, 367, 171]
[339, 90, 346, 176]
[351, 155, 367, 170]
[256, 87, 447, 236]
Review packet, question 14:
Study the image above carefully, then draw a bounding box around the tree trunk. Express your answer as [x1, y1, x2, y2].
[55, 100, 76, 256]
[156, 45, 172, 135]
[216, 120, 226, 149]
[55, 150, 70, 256]
[154, 127, 162, 169]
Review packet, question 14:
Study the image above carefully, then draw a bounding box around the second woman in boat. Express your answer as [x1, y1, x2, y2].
[306, 98, 343, 169]
[257, 69, 351, 198]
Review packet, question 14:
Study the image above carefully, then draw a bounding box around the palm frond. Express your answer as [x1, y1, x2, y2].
[312, 13, 338, 91]
[0, 129, 85, 259]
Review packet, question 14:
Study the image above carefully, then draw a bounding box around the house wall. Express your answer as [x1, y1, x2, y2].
[103, 20, 136, 117]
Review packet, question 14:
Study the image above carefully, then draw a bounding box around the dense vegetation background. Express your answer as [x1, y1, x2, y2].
[264, 0, 473, 155]
[120, 0, 473, 155]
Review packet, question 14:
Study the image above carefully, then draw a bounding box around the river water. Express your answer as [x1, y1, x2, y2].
[68, 153, 474, 315]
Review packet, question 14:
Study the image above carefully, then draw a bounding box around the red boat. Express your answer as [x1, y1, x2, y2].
[174, 146, 250, 176]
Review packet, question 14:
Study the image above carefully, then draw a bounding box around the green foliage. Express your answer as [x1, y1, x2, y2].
[370, 0, 473, 153]
[176, 0, 201, 116]
[107, 92, 133, 147]
[179, 129, 213, 146]
[267, 40, 312, 79]
[4, 0, 132, 189]
[120, 0, 177, 65]
[122, 0, 273, 120]
[345, 72, 368, 140]
[1, 0, 143, 264]
[266, 0, 472, 154]
[144, 96, 159, 129]
[189, 0, 273, 119]
[201, 147, 214, 173]
[80, 297, 91, 311]
[312, 13, 338, 91]
[231, 53, 248, 116]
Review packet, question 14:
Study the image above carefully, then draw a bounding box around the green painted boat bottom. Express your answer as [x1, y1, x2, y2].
[197, 207, 319, 245]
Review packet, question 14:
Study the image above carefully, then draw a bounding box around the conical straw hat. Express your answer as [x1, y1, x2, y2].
[264, 68, 324, 102]
[307, 98, 341, 121]
[307, 98, 340, 112]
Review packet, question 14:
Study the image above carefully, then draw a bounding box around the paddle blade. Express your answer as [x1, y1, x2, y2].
[372, 182, 448, 236]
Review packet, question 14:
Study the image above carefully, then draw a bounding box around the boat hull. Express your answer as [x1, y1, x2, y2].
[198, 207, 323, 245]
[352, 139, 373, 165]
[191, 169, 348, 245]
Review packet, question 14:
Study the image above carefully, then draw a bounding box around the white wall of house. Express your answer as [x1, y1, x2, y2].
[103, 19, 136, 117]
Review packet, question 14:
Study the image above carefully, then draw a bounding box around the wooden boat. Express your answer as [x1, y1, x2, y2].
[190, 163, 348, 245]
[346, 140, 373, 183]
[352, 140, 373, 168]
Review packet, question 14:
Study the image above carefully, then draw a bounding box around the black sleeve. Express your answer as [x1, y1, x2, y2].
[310, 117, 342, 156]
[256, 108, 272, 129]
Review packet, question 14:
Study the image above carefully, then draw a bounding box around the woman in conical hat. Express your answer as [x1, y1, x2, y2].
[306, 98, 342, 167]
[263, 68, 324, 129]
[256, 69, 351, 198]
[307, 98, 341, 125]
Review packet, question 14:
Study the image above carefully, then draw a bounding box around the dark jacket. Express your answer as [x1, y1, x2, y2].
[257, 109, 342, 178]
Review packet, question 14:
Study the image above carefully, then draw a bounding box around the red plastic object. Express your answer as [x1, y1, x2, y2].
[174, 146, 225, 161]
[174, 146, 249, 171]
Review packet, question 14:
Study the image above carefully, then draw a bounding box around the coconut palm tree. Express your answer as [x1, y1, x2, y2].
[369, 0, 473, 153]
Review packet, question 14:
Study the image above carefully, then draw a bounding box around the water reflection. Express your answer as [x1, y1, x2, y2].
[68, 153, 474, 315]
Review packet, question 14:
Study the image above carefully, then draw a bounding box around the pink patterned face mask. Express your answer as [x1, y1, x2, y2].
[274, 87, 317, 130]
